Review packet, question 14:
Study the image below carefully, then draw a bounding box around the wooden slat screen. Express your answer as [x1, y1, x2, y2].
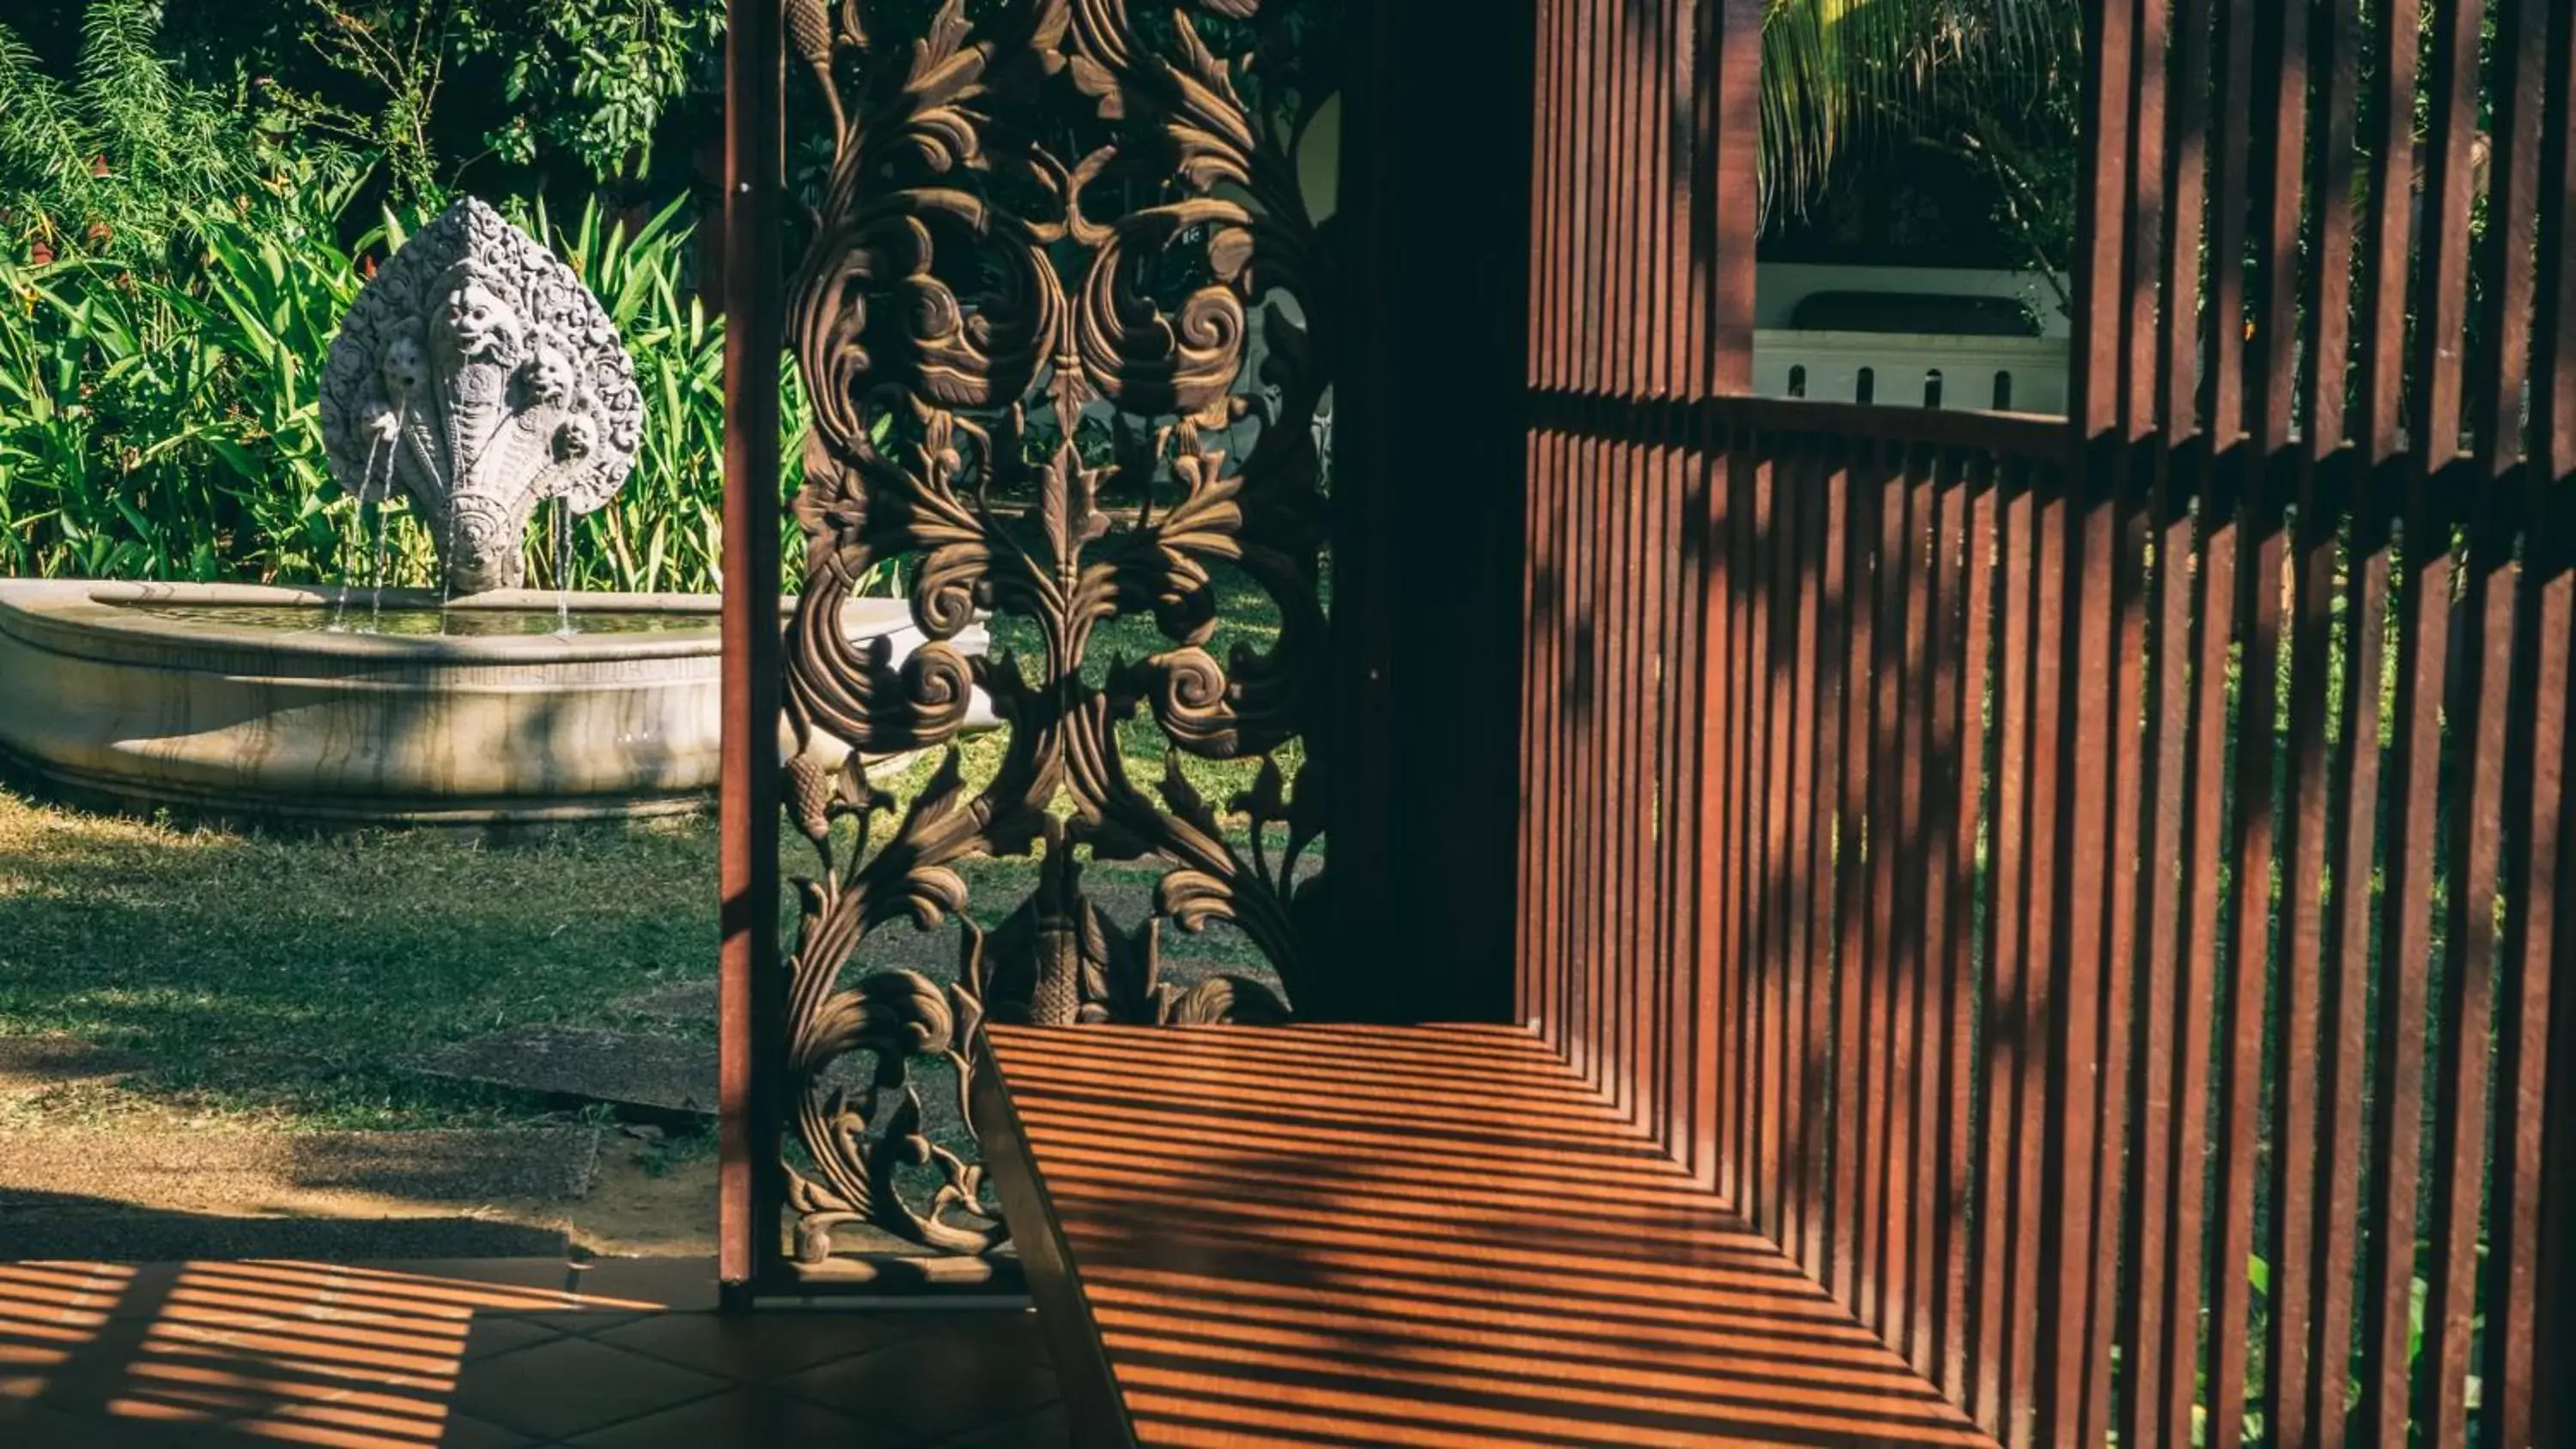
[1516, 1, 2576, 1445]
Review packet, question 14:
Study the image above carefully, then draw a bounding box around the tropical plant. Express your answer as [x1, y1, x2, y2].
[1759, 0, 2081, 275]
[467, 0, 724, 184]
[0, 0, 316, 265]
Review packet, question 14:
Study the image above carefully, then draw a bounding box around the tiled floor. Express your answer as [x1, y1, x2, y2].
[0, 1258, 1066, 1447]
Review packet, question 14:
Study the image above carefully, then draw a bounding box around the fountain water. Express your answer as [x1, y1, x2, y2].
[551, 497, 574, 638]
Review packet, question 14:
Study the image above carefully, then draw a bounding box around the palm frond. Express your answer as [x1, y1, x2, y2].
[1759, 0, 2075, 223]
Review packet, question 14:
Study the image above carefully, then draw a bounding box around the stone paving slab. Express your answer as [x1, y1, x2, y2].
[408, 1027, 718, 1118]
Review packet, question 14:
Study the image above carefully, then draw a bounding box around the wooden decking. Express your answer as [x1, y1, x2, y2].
[980, 1023, 1999, 1449]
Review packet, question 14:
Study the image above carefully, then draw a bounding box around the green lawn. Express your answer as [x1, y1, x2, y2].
[0, 778, 1295, 1134]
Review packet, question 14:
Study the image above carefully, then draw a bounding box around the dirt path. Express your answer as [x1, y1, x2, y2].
[2, 1035, 715, 1259]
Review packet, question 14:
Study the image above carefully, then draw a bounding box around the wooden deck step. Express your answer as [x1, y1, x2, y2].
[978, 1022, 1999, 1449]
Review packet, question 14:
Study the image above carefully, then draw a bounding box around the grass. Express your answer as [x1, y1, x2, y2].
[0, 791, 730, 1130]
[0, 737, 1297, 1133]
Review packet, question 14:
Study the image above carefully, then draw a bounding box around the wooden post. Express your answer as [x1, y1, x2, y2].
[717, 0, 785, 1308]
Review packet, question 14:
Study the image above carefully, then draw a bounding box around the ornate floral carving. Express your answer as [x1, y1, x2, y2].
[320, 197, 643, 594]
[773, 0, 1334, 1265]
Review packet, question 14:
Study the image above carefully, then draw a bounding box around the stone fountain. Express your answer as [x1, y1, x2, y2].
[0, 198, 981, 828]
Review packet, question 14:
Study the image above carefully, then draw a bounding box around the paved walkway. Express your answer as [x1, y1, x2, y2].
[0, 1257, 1064, 1446]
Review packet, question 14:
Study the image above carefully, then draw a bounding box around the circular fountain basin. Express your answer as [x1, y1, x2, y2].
[0, 580, 985, 828]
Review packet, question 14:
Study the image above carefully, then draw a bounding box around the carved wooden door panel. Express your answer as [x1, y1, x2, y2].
[767, 0, 1335, 1281]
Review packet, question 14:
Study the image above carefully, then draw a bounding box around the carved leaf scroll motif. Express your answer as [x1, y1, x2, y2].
[776, 0, 1332, 1264]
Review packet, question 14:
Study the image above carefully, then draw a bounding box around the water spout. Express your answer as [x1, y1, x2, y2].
[331, 433, 392, 634]
[366, 501, 392, 635]
[552, 497, 574, 637]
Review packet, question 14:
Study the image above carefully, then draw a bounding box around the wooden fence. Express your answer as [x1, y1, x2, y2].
[1517, 0, 2576, 1445]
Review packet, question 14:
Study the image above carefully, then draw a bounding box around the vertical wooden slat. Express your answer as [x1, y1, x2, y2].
[1547, 426, 1575, 1061]
[1939, 458, 1996, 1402]
[2120, 456, 2196, 1449]
[1899, 452, 1941, 1375]
[2471, 0, 2545, 466]
[2421, 480, 2512, 1449]
[2199, 0, 2257, 439]
[1832, 448, 1881, 1311]
[1546, 429, 1566, 1055]
[2300, 0, 2362, 458]
[2046, 447, 2120, 1448]
[2007, 465, 2063, 1449]
[1654, 436, 1692, 1154]
[1705, 0, 1758, 391]
[1680, 0, 1713, 397]
[2410, 0, 2486, 465]
[1571, 429, 1601, 1077]
[2505, 506, 2575, 1449]
[1783, 451, 1836, 1265]
[2547, 0, 2576, 476]
[1528, 0, 1560, 391]
[1790, 452, 1840, 1268]
[2360, 478, 2453, 1445]
[1649, 437, 1690, 1153]
[1735, 440, 1777, 1207]
[1759, 444, 1805, 1234]
[1611, 434, 1638, 1106]
[1516, 428, 1545, 1028]
[1974, 464, 2034, 1440]
[1634, 438, 1662, 1125]
[1666, 427, 1705, 1173]
[1610, 435, 1643, 1109]
[1647, 0, 1681, 396]
[2097, 451, 2152, 1442]
[2072, 0, 2137, 440]
[1604, 0, 1638, 403]
[1690, 422, 1735, 1191]
[2245, 0, 2306, 458]
[2159, 0, 2214, 436]
[2269, 452, 2342, 1449]
[1864, 452, 1916, 1339]
[2354, 0, 2421, 462]
[1526, 427, 1551, 1047]
[1573, 422, 1595, 1077]
[2171, 471, 2238, 1446]
[2313, 478, 2395, 1449]
[1556, 0, 1597, 391]
[2208, 465, 2284, 1449]
[1724, 433, 1760, 1203]
[2123, 0, 2170, 438]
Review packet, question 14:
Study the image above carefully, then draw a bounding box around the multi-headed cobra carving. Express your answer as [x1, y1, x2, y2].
[320, 198, 643, 594]
[775, 0, 1334, 1264]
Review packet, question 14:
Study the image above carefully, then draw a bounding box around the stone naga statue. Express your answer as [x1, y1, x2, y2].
[319, 197, 643, 595]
